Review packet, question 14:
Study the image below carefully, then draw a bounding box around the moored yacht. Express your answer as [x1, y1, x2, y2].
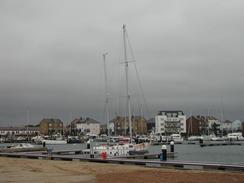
[90, 25, 151, 157]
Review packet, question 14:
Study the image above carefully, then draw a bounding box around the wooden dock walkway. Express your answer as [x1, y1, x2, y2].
[0, 151, 243, 172]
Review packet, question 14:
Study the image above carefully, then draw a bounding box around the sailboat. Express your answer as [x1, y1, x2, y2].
[91, 25, 150, 157]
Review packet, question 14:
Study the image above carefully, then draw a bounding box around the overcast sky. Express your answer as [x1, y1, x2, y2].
[0, 0, 244, 126]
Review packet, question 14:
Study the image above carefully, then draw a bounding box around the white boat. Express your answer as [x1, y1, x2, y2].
[41, 133, 67, 145]
[170, 134, 184, 144]
[227, 133, 244, 141]
[0, 143, 47, 153]
[31, 136, 44, 144]
[187, 136, 202, 141]
[200, 134, 216, 141]
[211, 136, 227, 141]
[41, 139, 67, 145]
[11, 143, 35, 149]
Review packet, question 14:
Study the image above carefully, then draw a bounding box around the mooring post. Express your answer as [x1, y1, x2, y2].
[160, 145, 167, 161]
[170, 141, 174, 153]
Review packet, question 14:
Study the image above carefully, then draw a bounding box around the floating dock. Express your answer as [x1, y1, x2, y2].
[42, 149, 175, 159]
[0, 151, 243, 172]
[200, 141, 242, 147]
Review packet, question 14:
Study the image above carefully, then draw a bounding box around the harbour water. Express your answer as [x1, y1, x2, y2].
[1, 143, 244, 164]
[149, 144, 244, 164]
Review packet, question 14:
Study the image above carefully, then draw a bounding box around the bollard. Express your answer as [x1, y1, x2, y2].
[170, 141, 174, 153]
[47, 148, 53, 160]
[90, 145, 94, 158]
[101, 152, 107, 160]
[160, 145, 167, 161]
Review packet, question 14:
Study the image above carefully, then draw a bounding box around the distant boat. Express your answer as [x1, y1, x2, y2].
[31, 135, 44, 144]
[210, 136, 228, 141]
[227, 132, 244, 141]
[41, 139, 67, 145]
[187, 136, 202, 141]
[41, 133, 67, 145]
[11, 143, 35, 149]
[170, 134, 184, 144]
[0, 143, 46, 153]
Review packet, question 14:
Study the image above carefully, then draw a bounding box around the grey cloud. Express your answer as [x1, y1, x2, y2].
[0, 0, 244, 126]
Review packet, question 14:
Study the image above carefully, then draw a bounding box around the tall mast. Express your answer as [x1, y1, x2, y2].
[221, 97, 224, 137]
[123, 24, 132, 142]
[26, 109, 30, 141]
[103, 52, 110, 138]
[207, 108, 210, 135]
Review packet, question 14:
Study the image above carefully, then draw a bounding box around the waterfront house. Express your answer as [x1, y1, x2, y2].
[146, 118, 155, 134]
[111, 116, 147, 136]
[207, 116, 220, 129]
[186, 116, 201, 136]
[186, 115, 221, 136]
[155, 111, 186, 135]
[223, 120, 232, 132]
[39, 118, 64, 135]
[70, 117, 101, 135]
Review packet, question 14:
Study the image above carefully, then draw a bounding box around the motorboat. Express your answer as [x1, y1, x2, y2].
[41, 134, 67, 145]
[187, 136, 202, 141]
[170, 134, 184, 144]
[11, 143, 35, 149]
[31, 135, 44, 144]
[227, 133, 244, 141]
[41, 139, 67, 145]
[0, 143, 46, 152]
